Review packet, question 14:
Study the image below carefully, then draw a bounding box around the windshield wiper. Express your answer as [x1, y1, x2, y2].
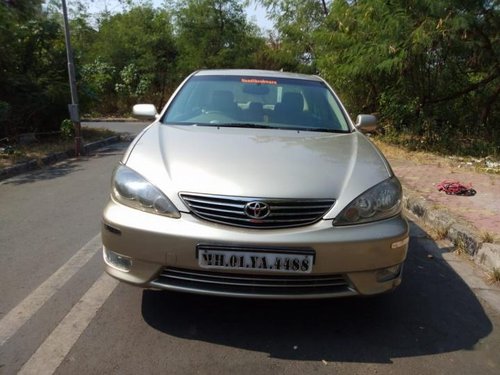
[295, 127, 348, 133]
[194, 123, 348, 133]
[215, 123, 276, 129]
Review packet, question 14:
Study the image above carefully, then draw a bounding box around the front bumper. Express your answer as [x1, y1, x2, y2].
[102, 199, 409, 299]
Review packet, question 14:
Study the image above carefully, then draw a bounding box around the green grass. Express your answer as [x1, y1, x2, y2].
[454, 237, 468, 256]
[480, 231, 496, 244]
[431, 226, 450, 241]
[487, 268, 500, 284]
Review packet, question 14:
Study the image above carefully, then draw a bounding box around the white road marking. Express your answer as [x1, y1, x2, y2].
[0, 234, 102, 346]
[18, 273, 119, 375]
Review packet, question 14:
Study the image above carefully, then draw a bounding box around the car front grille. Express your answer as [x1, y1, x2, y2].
[179, 193, 335, 229]
[150, 267, 354, 298]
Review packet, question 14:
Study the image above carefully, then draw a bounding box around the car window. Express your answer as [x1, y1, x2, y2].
[163, 75, 351, 132]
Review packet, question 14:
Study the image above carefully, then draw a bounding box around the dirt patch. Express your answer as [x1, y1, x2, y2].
[372, 137, 500, 175]
[0, 128, 115, 169]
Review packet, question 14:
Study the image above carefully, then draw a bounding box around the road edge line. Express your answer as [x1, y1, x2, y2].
[18, 273, 119, 375]
[0, 234, 102, 346]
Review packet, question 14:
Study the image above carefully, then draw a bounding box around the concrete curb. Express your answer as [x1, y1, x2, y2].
[403, 187, 500, 273]
[0, 135, 121, 181]
[82, 135, 122, 153]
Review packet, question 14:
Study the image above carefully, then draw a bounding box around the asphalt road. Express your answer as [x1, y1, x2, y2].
[0, 123, 499, 374]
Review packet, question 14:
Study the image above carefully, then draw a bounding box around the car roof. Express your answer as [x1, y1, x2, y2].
[193, 69, 324, 82]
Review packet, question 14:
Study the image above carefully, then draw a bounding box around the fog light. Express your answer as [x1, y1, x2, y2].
[376, 264, 402, 282]
[103, 246, 132, 272]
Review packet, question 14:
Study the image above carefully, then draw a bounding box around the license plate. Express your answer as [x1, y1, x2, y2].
[197, 247, 314, 273]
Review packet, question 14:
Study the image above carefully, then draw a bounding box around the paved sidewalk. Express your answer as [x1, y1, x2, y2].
[389, 156, 500, 239]
[383, 147, 500, 273]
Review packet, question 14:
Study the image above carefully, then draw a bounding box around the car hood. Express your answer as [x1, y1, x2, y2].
[124, 123, 392, 218]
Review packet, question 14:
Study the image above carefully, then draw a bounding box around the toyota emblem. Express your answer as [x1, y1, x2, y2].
[244, 201, 270, 219]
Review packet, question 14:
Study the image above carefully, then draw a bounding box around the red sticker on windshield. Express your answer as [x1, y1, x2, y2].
[241, 78, 277, 85]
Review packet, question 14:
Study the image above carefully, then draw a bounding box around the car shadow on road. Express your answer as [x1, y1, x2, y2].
[1, 144, 128, 185]
[1, 161, 83, 185]
[141, 221, 493, 364]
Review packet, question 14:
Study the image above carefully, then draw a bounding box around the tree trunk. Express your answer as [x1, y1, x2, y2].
[480, 83, 500, 126]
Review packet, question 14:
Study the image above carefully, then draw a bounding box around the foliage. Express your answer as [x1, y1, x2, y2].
[315, 0, 499, 156]
[173, 0, 266, 75]
[60, 119, 74, 140]
[77, 5, 178, 114]
[1, 0, 498, 158]
[258, 0, 499, 156]
[488, 267, 500, 283]
[76, 0, 268, 114]
[0, 2, 70, 138]
[258, 0, 329, 73]
[0, 101, 10, 132]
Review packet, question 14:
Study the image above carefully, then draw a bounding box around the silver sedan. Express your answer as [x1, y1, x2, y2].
[102, 69, 409, 299]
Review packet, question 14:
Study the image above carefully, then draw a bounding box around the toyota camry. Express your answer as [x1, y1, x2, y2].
[101, 69, 409, 299]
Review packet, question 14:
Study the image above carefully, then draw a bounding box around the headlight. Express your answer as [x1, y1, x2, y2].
[334, 176, 402, 225]
[111, 165, 180, 218]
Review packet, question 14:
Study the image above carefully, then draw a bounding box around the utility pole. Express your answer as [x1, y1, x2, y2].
[61, 0, 82, 156]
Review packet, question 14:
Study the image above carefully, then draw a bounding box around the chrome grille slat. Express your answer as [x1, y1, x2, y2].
[164, 274, 346, 288]
[268, 211, 325, 217]
[190, 212, 248, 222]
[153, 267, 352, 296]
[182, 198, 245, 209]
[180, 193, 335, 229]
[269, 204, 333, 210]
[186, 212, 315, 224]
[164, 268, 344, 283]
[194, 208, 324, 219]
[191, 206, 244, 215]
[163, 268, 345, 284]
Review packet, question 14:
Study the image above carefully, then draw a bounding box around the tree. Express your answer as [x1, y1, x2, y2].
[258, 0, 331, 73]
[174, 0, 265, 76]
[80, 5, 178, 113]
[315, 0, 499, 153]
[0, 1, 70, 138]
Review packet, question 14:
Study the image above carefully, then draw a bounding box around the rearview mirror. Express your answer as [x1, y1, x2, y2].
[355, 114, 378, 133]
[132, 104, 159, 120]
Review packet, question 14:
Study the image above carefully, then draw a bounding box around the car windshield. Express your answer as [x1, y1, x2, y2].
[162, 75, 351, 133]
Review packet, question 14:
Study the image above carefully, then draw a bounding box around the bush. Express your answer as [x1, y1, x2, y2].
[60, 119, 74, 140]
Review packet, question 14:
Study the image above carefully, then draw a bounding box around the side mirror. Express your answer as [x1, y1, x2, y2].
[132, 104, 159, 121]
[355, 114, 378, 133]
